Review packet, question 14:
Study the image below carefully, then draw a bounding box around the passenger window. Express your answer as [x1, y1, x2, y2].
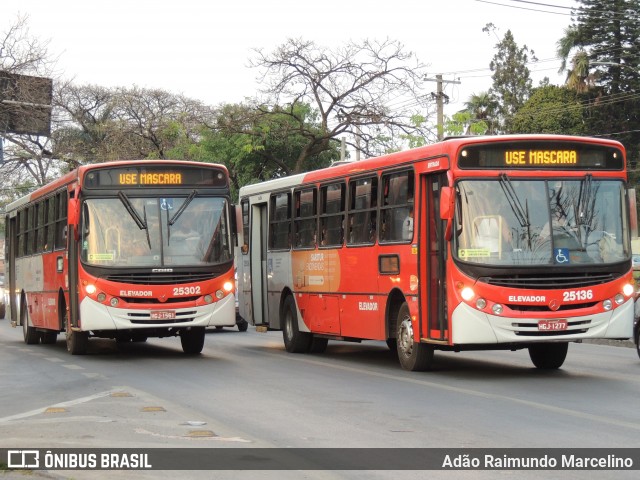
[319, 183, 345, 247]
[380, 170, 415, 243]
[347, 176, 378, 245]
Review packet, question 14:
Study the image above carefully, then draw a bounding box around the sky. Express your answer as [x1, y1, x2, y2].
[2, 0, 579, 119]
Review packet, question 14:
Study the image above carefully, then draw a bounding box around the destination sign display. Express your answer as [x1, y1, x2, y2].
[458, 141, 624, 170]
[83, 165, 227, 189]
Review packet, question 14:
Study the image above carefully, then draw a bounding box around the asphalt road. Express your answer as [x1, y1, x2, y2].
[0, 321, 639, 480]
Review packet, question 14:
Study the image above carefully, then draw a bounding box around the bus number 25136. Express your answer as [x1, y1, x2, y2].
[563, 290, 594, 302]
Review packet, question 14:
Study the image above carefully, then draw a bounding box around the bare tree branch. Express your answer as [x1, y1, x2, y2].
[249, 38, 435, 172]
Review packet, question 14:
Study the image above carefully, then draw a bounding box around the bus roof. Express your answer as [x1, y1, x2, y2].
[238, 134, 626, 199]
[5, 159, 228, 213]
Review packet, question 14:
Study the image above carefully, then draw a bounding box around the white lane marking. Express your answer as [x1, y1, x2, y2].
[0, 390, 117, 424]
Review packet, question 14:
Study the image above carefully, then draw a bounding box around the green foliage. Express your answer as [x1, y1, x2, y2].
[486, 27, 535, 133]
[189, 102, 338, 199]
[401, 114, 429, 148]
[557, 1, 640, 165]
[443, 111, 489, 137]
[510, 85, 586, 135]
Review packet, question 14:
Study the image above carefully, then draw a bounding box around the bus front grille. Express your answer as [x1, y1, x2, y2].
[479, 273, 616, 289]
[105, 272, 216, 285]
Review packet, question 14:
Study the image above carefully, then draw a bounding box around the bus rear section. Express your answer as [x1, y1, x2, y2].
[237, 135, 636, 371]
[6, 161, 237, 355]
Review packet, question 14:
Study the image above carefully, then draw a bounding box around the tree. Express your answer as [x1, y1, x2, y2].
[485, 25, 536, 133]
[556, 1, 640, 163]
[248, 38, 434, 173]
[113, 86, 215, 160]
[443, 111, 489, 137]
[53, 84, 215, 163]
[463, 91, 498, 134]
[52, 81, 116, 166]
[196, 102, 339, 196]
[510, 85, 586, 135]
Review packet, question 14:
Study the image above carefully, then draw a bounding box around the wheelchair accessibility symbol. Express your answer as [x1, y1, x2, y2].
[160, 198, 174, 211]
[554, 248, 570, 264]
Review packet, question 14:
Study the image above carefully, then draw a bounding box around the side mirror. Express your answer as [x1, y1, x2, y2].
[628, 188, 638, 240]
[67, 185, 82, 241]
[440, 186, 454, 220]
[230, 203, 239, 247]
[68, 198, 79, 227]
[440, 186, 454, 240]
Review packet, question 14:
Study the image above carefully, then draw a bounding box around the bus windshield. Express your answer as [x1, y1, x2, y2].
[453, 178, 630, 266]
[80, 195, 231, 267]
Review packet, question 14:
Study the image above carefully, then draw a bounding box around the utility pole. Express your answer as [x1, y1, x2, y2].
[424, 74, 461, 141]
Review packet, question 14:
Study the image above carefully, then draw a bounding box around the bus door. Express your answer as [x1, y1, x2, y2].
[6, 214, 18, 324]
[249, 203, 269, 326]
[419, 173, 448, 342]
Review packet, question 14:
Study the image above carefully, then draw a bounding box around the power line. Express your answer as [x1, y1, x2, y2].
[474, 0, 572, 15]
[506, 0, 576, 11]
[476, 0, 640, 21]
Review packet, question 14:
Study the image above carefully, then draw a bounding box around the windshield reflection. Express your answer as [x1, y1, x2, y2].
[81, 196, 231, 267]
[454, 179, 629, 266]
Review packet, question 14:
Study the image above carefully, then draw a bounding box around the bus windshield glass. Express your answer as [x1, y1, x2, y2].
[80, 196, 231, 267]
[453, 178, 630, 266]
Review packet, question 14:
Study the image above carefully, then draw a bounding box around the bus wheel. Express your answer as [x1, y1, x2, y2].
[309, 336, 328, 354]
[282, 296, 311, 353]
[528, 342, 568, 369]
[396, 303, 433, 371]
[181, 327, 205, 354]
[65, 310, 88, 355]
[636, 328, 640, 360]
[21, 296, 39, 345]
[237, 318, 249, 332]
[41, 331, 58, 344]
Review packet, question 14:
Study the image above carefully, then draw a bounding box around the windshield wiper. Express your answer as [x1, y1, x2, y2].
[499, 174, 533, 248]
[573, 174, 596, 249]
[118, 191, 151, 249]
[118, 191, 147, 230]
[166, 189, 198, 245]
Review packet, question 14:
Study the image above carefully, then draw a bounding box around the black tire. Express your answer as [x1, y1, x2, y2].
[21, 296, 39, 345]
[237, 318, 249, 332]
[282, 296, 312, 353]
[308, 336, 328, 354]
[181, 327, 205, 354]
[635, 328, 639, 360]
[386, 338, 397, 352]
[396, 303, 434, 371]
[41, 331, 58, 344]
[0, 303, 5, 319]
[65, 308, 88, 355]
[528, 342, 568, 369]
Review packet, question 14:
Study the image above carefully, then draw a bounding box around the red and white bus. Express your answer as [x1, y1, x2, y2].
[4, 160, 236, 354]
[236, 135, 637, 371]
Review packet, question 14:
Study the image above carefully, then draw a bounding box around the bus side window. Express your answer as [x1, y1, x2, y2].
[269, 192, 291, 250]
[241, 199, 249, 254]
[320, 182, 345, 247]
[294, 188, 317, 249]
[348, 176, 377, 245]
[380, 170, 414, 243]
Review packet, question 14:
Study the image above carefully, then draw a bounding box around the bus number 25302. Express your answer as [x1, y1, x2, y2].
[173, 286, 201, 296]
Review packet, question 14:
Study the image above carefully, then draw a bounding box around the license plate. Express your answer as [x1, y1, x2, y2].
[538, 319, 568, 331]
[150, 310, 176, 320]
